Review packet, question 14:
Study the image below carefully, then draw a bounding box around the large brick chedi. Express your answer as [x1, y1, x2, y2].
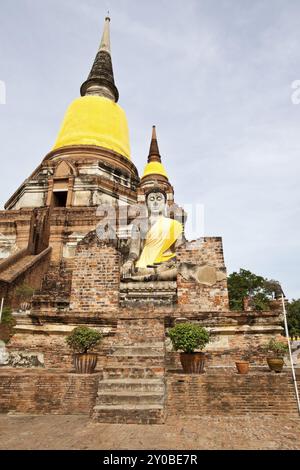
[0, 15, 286, 425]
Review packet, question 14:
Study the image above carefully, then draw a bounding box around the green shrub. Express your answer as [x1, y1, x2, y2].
[1, 307, 14, 326]
[65, 326, 103, 354]
[15, 284, 35, 301]
[0, 307, 16, 343]
[263, 338, 288, 357]
[168, 323, 210, 354]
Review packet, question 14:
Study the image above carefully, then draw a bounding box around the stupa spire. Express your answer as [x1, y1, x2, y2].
[148, 126, 162, 163]
[142, 126, 168, 180]
[80, 16, 119, 102]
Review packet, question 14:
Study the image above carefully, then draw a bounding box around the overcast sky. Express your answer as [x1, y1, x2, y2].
[0, 0, 299, 299]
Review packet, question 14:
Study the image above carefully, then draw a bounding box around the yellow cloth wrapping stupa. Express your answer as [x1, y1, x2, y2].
[142, 161, 168, 179]
[136, 216, 183, 268]
[53, 96, 131, 160]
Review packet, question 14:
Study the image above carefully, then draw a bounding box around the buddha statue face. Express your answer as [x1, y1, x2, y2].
[146, 191, 166, 216]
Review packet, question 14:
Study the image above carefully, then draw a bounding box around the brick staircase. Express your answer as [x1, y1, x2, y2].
[0, 254, 36, 282]
[0, 248, 51, 284]
[93, 319, 166, 424]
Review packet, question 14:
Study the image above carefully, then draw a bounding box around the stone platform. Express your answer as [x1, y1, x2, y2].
[1, 367, 299, 420]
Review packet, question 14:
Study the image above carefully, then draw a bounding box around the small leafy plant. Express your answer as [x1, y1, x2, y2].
[0, 307, 16, 343]
[168, 322, 210, 354]
[65, 326, 102, 354]
[15, 284, 35, 301]
[263, 338, 288, 357]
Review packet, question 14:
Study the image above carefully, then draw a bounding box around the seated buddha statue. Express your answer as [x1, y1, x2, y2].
[122, 189, 227, 285]
[122, 189, 183, 281]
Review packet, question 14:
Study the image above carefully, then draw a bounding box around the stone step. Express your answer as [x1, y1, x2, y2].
[97, 378, 165, 392]
[97, 390, 164, 405]
[103, 366, 165, 379]
[120, 299, 176, 306]
[109, 345, 164, 356]
[93, 404, 165, 424]
[111, 340, 165, 348]
[110, 350, 163, 357]
[113, 342, 164, 347]
[113, 333, 164, 339]
[106, 356, 164, 367]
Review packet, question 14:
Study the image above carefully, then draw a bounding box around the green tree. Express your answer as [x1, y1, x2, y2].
[227, 269, 280, 311]
[286, 299, 300, 338]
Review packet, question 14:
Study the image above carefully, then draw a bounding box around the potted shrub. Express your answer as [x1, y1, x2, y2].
[65, 326, 103, 374]
[263, 338, 288, 373]
[168, 322, 210, 374]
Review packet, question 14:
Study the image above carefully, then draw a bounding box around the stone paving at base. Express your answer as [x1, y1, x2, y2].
[0, 414, 299, 450]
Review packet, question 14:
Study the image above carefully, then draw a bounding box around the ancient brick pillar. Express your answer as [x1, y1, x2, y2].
[176, 237, 229, 312]
[70, 231, 120, 313]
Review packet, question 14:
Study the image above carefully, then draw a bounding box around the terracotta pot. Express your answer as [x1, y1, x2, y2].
[235, 361, 249, 374]
[73, 353, 98, 374]
[180, 352, 205, 374]
[267, 357, 284, 373]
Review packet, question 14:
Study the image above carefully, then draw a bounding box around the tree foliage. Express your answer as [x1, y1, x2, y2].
[227, 269, 281, 311]
[0, 307, 16, 343]
[286, 299, 300, 338]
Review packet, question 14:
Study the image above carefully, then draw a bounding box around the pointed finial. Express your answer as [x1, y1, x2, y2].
[80, 15, 119, 101]
[148, 125, 161, 163]
[99, 15, 111, 54]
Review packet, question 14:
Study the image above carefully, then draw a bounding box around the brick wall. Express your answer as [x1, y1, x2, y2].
[0, 370, 100, 415]
[177, 238, 229, 312]
[1, 368, 298, 417]
[165, 311, 284, 368]
[8, 328, 115, 370]
[70, 231, 120, 312]
[167, 370, 299, 416]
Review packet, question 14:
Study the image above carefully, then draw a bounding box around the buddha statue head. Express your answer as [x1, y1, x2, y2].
[145, 188, 167, 217]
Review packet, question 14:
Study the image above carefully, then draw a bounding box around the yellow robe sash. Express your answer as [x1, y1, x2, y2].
[136, 217, 183, 269]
